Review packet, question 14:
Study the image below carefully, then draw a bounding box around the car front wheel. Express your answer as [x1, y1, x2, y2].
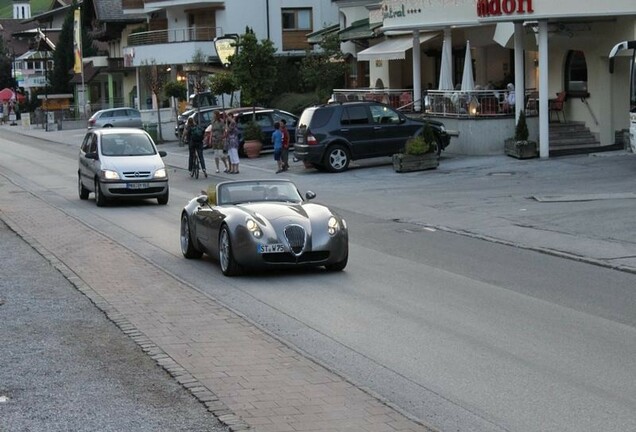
[94, 179, 107, 207]
[219, 226, 241, 276]
[157, 189, 169, 205]
[324, 144, 350, 173]
[180, 213, 202, 259]
[78, 175, 89, 200]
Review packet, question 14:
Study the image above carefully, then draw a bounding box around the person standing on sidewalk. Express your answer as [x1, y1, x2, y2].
[280, 118, 290, 171]
[225, 120, 240, 174]
[272, 121, 284, 173]
[210, 111, 228, 173]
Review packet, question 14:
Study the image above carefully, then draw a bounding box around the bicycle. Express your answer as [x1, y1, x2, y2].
[190, 150, 200, 179]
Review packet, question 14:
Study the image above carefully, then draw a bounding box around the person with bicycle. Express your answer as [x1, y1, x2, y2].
[186, 116, 208, 178]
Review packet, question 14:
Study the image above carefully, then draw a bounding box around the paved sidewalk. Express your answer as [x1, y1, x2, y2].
[1, 126, 434, 431]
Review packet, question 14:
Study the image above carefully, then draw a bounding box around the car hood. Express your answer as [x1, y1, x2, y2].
[100, 155, 165, 173]
[236, 202, 328, 225]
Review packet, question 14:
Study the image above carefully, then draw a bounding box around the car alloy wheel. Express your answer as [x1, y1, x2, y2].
[219, 226, 240, 276]
[180, 214, 202, 259]
[325, 144, 350, 172]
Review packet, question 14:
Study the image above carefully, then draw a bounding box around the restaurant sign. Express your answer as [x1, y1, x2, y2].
[477, 0, 534, 17]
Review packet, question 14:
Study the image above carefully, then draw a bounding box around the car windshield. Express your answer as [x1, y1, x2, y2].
[101, 134, 156, 156]
[217, 181, 303, 205]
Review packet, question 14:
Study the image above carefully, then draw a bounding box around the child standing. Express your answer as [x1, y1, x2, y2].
[271, 122, 283, 173]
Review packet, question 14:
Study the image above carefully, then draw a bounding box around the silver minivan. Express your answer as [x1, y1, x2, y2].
[78, 128, 169, 206]
[87, 107, 143, 129]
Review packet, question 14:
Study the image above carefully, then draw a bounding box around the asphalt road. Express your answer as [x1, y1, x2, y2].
[1, 126, 635, 432]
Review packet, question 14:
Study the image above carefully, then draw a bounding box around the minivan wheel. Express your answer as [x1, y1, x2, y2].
[95, 179, 107, 207]
[78, 175, 89, 200]
[324, 144, 350, 173]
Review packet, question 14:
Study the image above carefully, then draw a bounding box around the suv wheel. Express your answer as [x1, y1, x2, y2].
[324, 144, 350, 173]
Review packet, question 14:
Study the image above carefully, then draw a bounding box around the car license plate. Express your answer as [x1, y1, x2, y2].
[258, 244, 285, 253]
[127, 182, 149, 189]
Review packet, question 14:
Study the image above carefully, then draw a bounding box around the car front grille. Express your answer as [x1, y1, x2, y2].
[109, 187, 164, 195]
[122, 171, 152, 179]
[284, 224, 306, 255]
[262, 251, 329, 264]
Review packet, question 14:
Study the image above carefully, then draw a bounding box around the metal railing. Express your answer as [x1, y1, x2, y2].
[128, 26, 221, 46]
[332, 88, 539, 118]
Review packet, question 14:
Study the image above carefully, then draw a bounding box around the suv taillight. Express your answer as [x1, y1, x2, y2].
[88, 118, 95, 126]
[306, 134, 318, 145]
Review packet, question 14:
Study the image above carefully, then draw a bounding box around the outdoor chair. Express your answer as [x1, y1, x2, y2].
[549, 91, 567, 123]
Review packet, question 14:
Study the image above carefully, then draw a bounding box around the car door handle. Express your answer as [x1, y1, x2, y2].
[341, 128, 350, 132]
[373, 126, 382, 130]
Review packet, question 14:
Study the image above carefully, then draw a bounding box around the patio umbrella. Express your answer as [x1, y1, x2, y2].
[0, 88, 25, 103]
[460, 40, 475, 92]
[438, 38, 454, 91]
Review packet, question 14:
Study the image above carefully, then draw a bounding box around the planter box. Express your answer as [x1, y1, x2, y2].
[504, 138, 538, 159]
[392, 153, 439, 173]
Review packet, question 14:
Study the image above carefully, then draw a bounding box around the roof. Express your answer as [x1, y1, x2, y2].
[0, 19, 33, 55]
[338, 18, 382, 42]
[92, 0, 146, 22]
[306, 24, 339, 44]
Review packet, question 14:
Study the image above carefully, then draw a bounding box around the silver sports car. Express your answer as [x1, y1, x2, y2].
[180, 179, 348, 276]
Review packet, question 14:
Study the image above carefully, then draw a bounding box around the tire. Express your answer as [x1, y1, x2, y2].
[325, 251, 348, 272]
[104, 124, 113, 128]
[180, 213, 203, 259]
[434, 137, 442, 156]
[219, 225, 241, 276]
[78, 174, 89, 200]
[157, 189, 169, 205]
[324, 144, 350, 173]
[94, 179, 107, 207]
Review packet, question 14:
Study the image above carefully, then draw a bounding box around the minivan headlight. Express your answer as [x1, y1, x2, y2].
[101, 169, 120, 180]
[154, 168, 167, 179]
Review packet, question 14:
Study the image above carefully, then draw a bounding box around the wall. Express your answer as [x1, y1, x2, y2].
[432, 116, 539, 155]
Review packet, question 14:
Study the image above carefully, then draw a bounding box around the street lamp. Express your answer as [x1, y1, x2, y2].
[10, 48, 17, 126]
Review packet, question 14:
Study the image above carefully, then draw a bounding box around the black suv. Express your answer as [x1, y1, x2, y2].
[294, 101, 451, 172]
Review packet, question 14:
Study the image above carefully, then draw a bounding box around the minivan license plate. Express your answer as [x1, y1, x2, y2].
[127, 182, 149, 189]
[258, 244, 284, 253]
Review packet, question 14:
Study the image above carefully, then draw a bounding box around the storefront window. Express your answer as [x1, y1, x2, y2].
[565, 50, 589, 97]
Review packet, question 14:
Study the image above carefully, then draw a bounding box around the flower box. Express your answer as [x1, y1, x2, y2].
[504, 138, 538, 159]
[392, 153, 439, 172]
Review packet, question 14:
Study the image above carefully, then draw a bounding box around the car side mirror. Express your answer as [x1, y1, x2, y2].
[85, 152, 98, 160]
[305, 191, 316, 200]
[159, 150, 167, 157]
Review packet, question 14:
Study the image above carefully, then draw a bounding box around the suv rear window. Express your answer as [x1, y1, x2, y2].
[299, 107, 332, 130]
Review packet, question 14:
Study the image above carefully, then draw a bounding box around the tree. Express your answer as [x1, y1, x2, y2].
[0, 35, 17, 91]
[300, 32, 347, 102]
[141, 60, 169, 142]
[209, 71, 238, 108]
[50, 1, 96, 94]
[229, 27, 277, 110]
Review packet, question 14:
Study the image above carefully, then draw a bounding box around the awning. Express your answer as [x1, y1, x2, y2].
[493, 22, 537, 49]
[307, 24, 339, 45]
[357, 33, 439, 61]
[338, 18, 382, 42]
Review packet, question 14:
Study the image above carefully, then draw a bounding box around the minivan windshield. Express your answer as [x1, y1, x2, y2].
[101, 134, 156, 156]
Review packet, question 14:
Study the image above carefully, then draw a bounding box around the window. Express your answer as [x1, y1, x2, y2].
[341, 106, 369, 125]
[565, 50, 589, 97]
[282, 9, 312, 31]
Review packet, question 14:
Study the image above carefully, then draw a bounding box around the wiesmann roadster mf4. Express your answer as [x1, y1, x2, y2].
[180, 179, 349, 276]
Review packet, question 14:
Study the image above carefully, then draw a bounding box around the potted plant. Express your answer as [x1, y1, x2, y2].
[242, 119, 263, 158]
[504, 110, 538, 159]
[392, 122, 440, 172]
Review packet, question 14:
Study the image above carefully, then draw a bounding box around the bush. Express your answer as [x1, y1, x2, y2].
[514, 110, 529, 141]
[405, 135, 431, 155]
[270, 92, 321, 116]
[243, 120, 263, 141]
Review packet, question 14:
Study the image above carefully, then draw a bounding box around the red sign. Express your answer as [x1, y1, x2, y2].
[477, 0, 534, 17]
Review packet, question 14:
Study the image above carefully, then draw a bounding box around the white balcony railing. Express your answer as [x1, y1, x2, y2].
[128, 26, 221, 46]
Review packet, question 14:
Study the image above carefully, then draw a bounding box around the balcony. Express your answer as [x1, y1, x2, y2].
[124, 26, 221, 67]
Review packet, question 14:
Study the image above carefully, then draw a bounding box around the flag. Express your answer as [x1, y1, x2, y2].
[73, 9, 83, 74]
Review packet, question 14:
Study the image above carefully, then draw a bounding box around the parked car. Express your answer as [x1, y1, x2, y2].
[293, 101, 452, 172]
[231, 108, 298, 154]
[87, 107, 143, 129]
[180, 179, 348, 276]
[78, 128, 169, 206]
[174, 106, 223, 138]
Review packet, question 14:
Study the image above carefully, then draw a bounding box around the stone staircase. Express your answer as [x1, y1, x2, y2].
[548, 121, 622, 156]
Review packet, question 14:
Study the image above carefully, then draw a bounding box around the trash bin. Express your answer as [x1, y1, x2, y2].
[144, 123, 158, 142]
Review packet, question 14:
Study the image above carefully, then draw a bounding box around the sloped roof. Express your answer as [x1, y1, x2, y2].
[93, 0, 146, 22]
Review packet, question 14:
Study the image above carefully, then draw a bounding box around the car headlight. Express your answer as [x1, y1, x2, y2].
[101, 169, 120, 180]
[328, 216, 341, 236]
[246, 218, 262, 238]
[439, 125, 446, 134]
[154, 168, 167, 179]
